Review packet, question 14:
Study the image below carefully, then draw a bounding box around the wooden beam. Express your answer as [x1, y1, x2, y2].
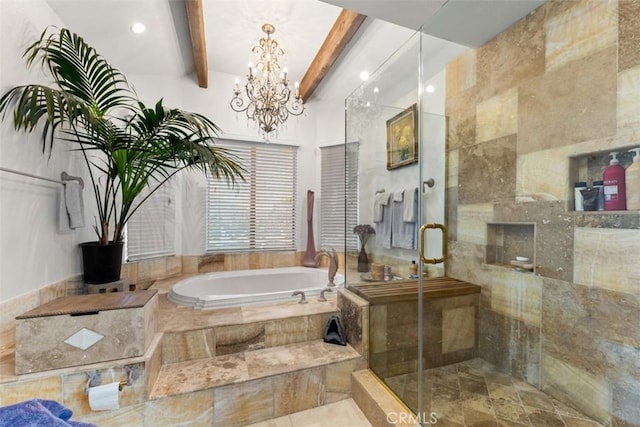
[185, 0, 208, 88]
[298, 9, 366, 102]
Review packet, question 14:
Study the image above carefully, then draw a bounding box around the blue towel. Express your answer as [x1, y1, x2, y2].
[391, 194, 415, 250]
[0, 399, 96, 427]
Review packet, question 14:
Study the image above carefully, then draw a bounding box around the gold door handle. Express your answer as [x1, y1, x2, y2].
[419, 223, 448, 264]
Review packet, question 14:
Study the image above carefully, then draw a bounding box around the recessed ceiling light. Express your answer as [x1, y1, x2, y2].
[359, 71, 369, 81]
[131, 22, 146, 34]
[425, 84, 435, 93]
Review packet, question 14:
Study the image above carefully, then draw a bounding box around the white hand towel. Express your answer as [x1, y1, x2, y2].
[373, 191, 390, 223]
[64, 180, 85, 229]
[403, 187, 418, 222]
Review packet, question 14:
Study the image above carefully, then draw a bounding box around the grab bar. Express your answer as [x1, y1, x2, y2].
[0, 167, 84, 188]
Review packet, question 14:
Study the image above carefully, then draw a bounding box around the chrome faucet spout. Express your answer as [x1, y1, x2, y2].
[315, 248, 339, 287]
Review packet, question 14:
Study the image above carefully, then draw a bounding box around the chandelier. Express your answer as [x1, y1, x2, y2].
[230, 23, 305, 139]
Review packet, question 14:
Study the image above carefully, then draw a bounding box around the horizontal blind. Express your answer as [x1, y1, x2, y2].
[320, 142, 359, 250]
[207, 141, 297, 252]
[126, 180, 176, 261]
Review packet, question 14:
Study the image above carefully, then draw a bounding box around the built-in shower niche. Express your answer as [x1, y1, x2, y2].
[485, 222, 535, 273]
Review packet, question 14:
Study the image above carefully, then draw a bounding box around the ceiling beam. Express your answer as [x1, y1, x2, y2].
[298, 9, 366, 102]
[185, 0, 208, 88]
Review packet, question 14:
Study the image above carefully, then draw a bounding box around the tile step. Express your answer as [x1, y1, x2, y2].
[149, 339, 364, 400]
[352, 369, 420, 427]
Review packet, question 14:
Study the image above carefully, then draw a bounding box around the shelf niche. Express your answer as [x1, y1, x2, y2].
[569, 145, 637, 212]
[486, 222, 536, 273]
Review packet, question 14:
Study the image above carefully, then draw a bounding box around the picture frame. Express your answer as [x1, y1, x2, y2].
[386, 103, 418, 170]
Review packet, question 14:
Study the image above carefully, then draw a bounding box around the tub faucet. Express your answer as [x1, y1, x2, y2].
[318, 287, 333, 302]
[315, 248, 339, 287]
[292, 290, 307, 304]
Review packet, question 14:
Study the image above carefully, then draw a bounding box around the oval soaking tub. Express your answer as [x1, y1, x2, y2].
[168, 266, 344, 309]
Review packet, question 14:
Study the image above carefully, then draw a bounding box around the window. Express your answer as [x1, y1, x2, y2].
[125, 179, 176, 261]
[320, 142, 359, 251]
[207, 140, 297, 252]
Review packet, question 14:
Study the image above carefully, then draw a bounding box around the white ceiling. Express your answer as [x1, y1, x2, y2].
[45, 0, 545, 104]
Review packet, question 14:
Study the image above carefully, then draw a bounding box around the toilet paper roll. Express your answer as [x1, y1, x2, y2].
[88, 382, 120, 411]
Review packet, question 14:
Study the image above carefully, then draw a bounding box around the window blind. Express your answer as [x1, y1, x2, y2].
[125, 179, 176, 261]
[207, 141, 297, 252]
[320, 142, 359, 251]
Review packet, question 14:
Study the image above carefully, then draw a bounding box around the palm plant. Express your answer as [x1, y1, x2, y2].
[0, 27, 244, 245]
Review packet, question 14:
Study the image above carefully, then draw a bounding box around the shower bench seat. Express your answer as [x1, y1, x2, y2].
[349, 276, 480, 304]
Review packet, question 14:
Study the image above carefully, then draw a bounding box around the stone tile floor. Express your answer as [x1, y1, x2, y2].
[384, 358, 604, 427]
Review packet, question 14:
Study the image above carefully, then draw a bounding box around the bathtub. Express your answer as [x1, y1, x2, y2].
[168, 266, 345, 309]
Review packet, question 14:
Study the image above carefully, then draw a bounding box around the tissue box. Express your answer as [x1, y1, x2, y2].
[15, 290, 158, 374]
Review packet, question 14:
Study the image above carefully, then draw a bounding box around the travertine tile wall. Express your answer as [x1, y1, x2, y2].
[445, 1, 640, 425]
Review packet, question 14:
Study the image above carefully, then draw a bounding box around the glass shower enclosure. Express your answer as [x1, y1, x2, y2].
[344, 28, 450, 418]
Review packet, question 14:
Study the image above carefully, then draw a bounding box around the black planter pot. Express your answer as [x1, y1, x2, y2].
[80, 241, 124, 284]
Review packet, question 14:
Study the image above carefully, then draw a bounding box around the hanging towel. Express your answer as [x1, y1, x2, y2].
[64, 180, 85, 229]
[376, 193, 393, 249]
[403, 187, 418, 222]
[391, 196, 415, 249]
[373, 191, 390, 222]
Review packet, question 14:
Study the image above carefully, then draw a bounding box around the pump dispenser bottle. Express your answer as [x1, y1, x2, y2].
[626, 148, 640, 210]
[603, 152, 626, 210]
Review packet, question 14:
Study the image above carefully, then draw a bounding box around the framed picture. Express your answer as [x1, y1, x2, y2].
[386, 103, 418, 170]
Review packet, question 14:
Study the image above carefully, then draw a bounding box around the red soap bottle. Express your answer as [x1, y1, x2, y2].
[603, 152, 627, 211]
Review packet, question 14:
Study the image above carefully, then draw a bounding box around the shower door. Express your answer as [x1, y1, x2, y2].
[344, 29, 449, 421]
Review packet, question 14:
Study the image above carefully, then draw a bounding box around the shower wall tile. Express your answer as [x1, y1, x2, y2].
[447, 149, 459, 190]
[545, 0, 617, 72]
[611, 379, 640, 427]
[518, 46, 617, 155]
[542, 278, 640, 382]
[446, 49, 476, 98]
[476, 6, 545, 103]
[273, 367, 325, 417]
[213, 378, 274, 427]
[446, 187, 459, 242]
[457, 203, 494, 245]
[445, 86, 477, 150]
[494, 201, 574, 282]
[479, 308, 540, 386]
[618, 66, 640, 130]
[475, 87, 518, 144]
[143, 390, 214, 427]
[619, 0, 640, 71]
[541, 353, 611, 425]
[162, 328, 216, 364]
[442, 306, 475, 353]
[490, 272, 542, 327]
[459, 135, 517, 204]
[573, 227, 640, 294]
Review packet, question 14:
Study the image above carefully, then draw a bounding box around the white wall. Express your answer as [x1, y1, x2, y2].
[0, 3, 332, 303]
[0, 1, 99, 301]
